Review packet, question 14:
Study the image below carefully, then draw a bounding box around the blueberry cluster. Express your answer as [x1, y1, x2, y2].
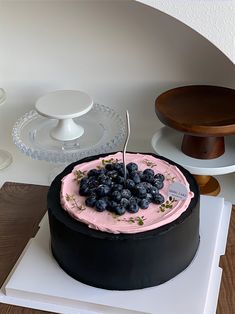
[79, 162, 165, 215]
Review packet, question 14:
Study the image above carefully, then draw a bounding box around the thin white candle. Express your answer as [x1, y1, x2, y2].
[122, 110, 130, 183]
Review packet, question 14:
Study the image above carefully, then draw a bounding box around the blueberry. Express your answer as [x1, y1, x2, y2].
[117, 166, 128, 177]
[100, 197, 110, 208]
[106, 170, 118, 180]
[88, 175, 97, 183]
[153, 179, 164, 190]
[129, 196, 140, 206]
[150, 186, 159, 196]
[137, 170, 144, 181]
[154, 173, 165, 181]
[111, 190, 122, 202]
[126, 179, 135, 190]
[129, 196, 136, 203]
[135, 182, 146, 189]
[87, 168, 100, 177]
[141, 182, 153, 192]
[143, 168, 154, 177]
[95, 199, 108, 212]
[134, 184, 147, 198]
[80, 177, 89, 186]
[146, 193, 153, 201]
[127, 202, 139, 213]
[142, 173, 154, 184]
[97, 174, 108, 184]
[85, 196, 97, 207]
[79, 184, 90, 196]
[96, 184, 111, 197]
[129, 170, 137, 179]
[109, 200, 119, 211]
[98, 168, 107, 175]
[103, 177, 113, 187]
[112, 184, 123, 192]
[113, 162, 124, 171]
[131, 173, 141, 184]
[139, 198, 150, 209]
[89, 191, 97, 198]
[114, 205, 126, 215]
[120, 198, 129, 208]
[115, 175, 125, 184]
[88, 179, 99, 189]
[121, 189, 132, 199]
[136, 197, 142, 206]
[152, 193, 165, 205]
[100, 196, 109, 202]
[105, 163, 115, 171]
[126, 162, 138, 172]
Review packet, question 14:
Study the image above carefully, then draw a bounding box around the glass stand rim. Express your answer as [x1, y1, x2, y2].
[0, 149, 12, 170]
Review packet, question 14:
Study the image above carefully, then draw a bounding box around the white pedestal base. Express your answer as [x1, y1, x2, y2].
[0, 196, 232, 314]
[50, 118, 84, 141]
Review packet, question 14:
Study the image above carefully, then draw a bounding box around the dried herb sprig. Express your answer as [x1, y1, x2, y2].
[143, 159, 157, 168]
[65, 193, 86, 211]
[117, 215, 146, 226]
[96, 158, 120, 169]
[73, 170, 87, 183]
[159, 196, 177, 212]
[164, 171, 176, 182]
[102, 158, 119, 165]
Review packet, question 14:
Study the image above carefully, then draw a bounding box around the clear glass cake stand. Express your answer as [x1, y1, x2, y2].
[12, 103, 125, 180]
[0, 88, 12, 170]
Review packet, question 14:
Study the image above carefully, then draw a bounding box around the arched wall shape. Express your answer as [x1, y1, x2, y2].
[137, 0, 235, 64]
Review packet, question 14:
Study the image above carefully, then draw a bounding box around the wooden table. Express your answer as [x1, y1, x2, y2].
[0, 182, 234, 314]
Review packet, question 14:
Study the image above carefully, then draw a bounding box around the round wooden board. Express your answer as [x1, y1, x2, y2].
[155, 85, 235, 137]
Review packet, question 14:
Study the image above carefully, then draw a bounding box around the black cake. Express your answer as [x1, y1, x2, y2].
[48, 152, 200, 290]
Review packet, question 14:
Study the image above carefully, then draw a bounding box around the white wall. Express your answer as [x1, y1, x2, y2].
[1, 0, 235, 155]
[138, 0, 235, 63]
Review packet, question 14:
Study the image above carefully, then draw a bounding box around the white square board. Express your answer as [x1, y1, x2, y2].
[0, 196, 232, 314]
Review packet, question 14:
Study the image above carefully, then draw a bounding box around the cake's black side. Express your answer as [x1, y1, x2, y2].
[48, 152, 200, 290]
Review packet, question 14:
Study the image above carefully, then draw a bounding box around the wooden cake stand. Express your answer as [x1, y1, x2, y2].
[155, 85, 235, 196]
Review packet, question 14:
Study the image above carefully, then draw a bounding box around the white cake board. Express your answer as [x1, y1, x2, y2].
[0, 196, 232, 314]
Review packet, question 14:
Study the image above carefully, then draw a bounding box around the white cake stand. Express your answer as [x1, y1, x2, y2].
[35, 90, 93, 141]
[151, 127, 235, 195]
[0, 88, 12, 170]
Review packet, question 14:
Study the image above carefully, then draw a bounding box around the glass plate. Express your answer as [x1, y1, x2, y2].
[13, 103, 125, 163]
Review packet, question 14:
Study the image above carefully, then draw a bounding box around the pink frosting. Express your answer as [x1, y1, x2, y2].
[60, 152, 194, 234]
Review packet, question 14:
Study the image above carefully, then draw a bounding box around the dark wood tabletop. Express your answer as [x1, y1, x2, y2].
[0, 182, 234, 314]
